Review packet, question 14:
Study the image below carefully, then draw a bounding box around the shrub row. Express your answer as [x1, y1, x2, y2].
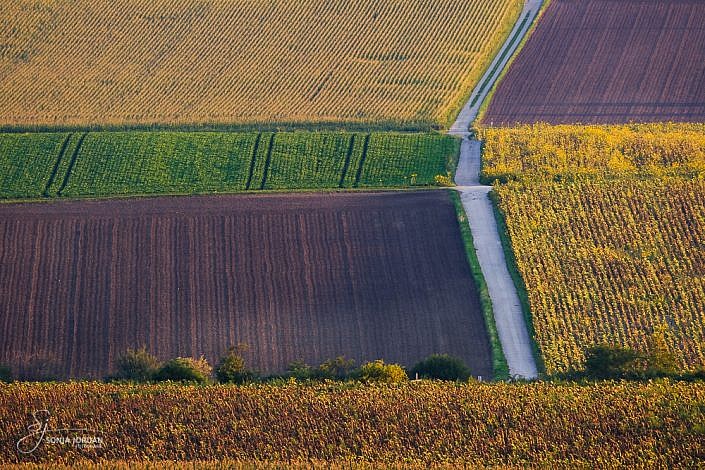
[103, 348, 473, 385]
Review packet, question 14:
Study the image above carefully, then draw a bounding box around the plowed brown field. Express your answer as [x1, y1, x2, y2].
[483, 0, 705, 125]
[0, 192, 492, 379]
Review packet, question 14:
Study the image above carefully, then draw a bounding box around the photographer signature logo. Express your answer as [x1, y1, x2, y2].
[16, 410, 103, 454]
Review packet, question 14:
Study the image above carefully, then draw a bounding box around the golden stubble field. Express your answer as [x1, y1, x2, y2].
[0, 0, 521, 128]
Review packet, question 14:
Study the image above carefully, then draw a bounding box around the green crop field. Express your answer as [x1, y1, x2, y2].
[0, 131, 459, 199]
[0, 133, 68, 198]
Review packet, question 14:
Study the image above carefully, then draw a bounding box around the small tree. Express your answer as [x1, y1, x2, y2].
[411, 354, 471, 381]
[215, 345, 257, 384]
[355, 360, 408, 383]
[113, 347, 160, 382]
[644, 328, 679, 378]
[286, 361, 313, 381]
[155, 357, 212, 384]
[317, 356, 356, 380]
[584, 345, 642, 379]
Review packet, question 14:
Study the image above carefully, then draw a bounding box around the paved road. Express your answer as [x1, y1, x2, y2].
[450, 0, 543, 379]
[449, 0, 543, 136]
[455, 140, 538, 379]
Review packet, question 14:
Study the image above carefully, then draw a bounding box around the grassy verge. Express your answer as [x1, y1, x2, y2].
[488, 190, 545, 375]
[449, 190, 509, 380]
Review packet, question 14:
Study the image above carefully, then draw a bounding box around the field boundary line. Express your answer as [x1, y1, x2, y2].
[450, 190, 510, 380]
[43, 133, 72, 197]
[57, 132, 88, 197]
[447, 0, 543, 379]
[454, 139, 538, 379]
[468, 12, 531, 112]
[449, 0, 543, 135]
[489, 190, 546, 373]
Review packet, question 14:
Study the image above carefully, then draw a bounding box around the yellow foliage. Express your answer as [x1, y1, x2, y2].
[478, 123, 705, 182]
[1, 381, 704, 466]
[496, 179, 705, 374]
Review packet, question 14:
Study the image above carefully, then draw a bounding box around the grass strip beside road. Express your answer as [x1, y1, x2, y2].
[450, 190, 509, 380]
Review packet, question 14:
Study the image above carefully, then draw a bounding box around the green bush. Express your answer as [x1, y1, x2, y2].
[410, 354, 471, 381]
[285, 361, 315, 381]
[215, 346, 257, 384]
[584, 345, 643, 380]
[317, 356, 356, 380]
[112, 348, 160, 382]
[355, 360, 408, 383]
[583, 335, 680, 380]
[155, 357, 212, 384]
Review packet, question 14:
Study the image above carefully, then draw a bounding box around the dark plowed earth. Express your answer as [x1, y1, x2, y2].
[484, 0, 705, 125]
[0, 192, 492, 379]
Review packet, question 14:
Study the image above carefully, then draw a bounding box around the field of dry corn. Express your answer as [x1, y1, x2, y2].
[0, 0, 521, 129]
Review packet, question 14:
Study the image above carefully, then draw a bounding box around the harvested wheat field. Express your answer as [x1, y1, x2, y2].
[0, 0, 521, 129]
[0, 192, 492, 379]
[483, 0, 705, 125]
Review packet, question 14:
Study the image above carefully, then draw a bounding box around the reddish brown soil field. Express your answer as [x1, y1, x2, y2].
[0, 192, 492, 380]
[483, 0, 705, 125]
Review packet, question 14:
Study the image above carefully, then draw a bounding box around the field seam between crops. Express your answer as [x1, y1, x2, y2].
[245, 133, 262, 190]
[259, 134, 276, 190]
[338, 134, 356, 188]
[447, 0, 542, 379]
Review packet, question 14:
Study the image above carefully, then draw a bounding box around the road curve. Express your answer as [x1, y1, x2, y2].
[450, 0, 543, 379]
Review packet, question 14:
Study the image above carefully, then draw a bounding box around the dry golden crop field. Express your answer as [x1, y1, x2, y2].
[496, 179, 705, 374]
[0, 0, 521, 129]
[2, 382, 704, 466]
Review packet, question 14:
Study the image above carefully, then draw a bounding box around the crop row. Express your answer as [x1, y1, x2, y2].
[478, 123, 705, 183]
[495, 179, 705, 374]
[0, 0, 521, 129]
[0, 131, 459, 198]
[1, 381, 703, 466]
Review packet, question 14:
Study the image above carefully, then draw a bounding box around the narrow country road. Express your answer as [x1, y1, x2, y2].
[449, 0, 544, 135]
[455, 140, 538, 379]
[449, 0, 543, 379]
